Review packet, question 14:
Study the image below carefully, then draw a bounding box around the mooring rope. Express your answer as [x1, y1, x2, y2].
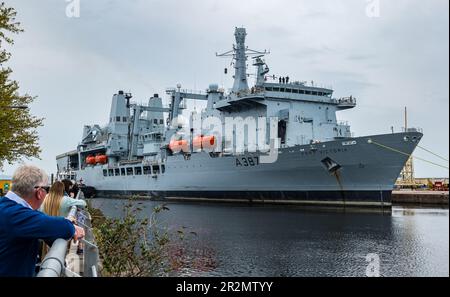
[369, 140, 449, 170]
[417, 145, 449, 162]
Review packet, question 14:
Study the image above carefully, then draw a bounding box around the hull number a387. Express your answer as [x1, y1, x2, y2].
[236, 156, 260, 167]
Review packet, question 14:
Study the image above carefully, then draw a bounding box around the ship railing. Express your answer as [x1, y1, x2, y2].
[181, 89, 206, 95]
[119, 159, 142, 165]
[402, 127, 423, 133]
[232, 87, 266, 98]
[165, 88, 206, 96]
[138, 102, 172, 109]
[142, 160, 165, 166]
[250, 86, 266, 95]
[165, 87, 177, 94]
[337, 96, 357, 106]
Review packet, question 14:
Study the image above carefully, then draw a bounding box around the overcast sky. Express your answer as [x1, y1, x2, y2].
[2, 0, 449, 178]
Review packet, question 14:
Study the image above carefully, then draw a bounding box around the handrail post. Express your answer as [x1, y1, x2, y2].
[82, 212, 100, 277]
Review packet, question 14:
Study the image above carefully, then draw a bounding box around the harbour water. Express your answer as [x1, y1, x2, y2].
[90, 198, 449, 277]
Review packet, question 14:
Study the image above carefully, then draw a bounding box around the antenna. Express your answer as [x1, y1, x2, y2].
[399, 106, 416, 188]
[216, 28, 270, 93]
[404, 106, 408, 131]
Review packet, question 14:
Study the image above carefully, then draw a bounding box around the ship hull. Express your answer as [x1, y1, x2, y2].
[77, 132, 422, 208]
[96, 189, 391, 207]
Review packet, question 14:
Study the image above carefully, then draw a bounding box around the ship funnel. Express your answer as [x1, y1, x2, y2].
[109, 92, 130, 135]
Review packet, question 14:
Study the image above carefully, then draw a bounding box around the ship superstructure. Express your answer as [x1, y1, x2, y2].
[56, 28, 423, 207]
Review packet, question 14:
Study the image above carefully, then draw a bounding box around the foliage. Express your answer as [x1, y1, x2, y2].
[0, 2, 43, 168]
[88, 198, 217, 277]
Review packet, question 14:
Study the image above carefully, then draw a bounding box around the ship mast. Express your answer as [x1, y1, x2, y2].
[399, 106, 416, 188]
[216, 27, 268, 95]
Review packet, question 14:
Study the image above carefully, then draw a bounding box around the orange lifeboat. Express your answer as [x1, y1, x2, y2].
[193, 135, 217, 150]
[192, 136, 203, 149]
[95, 155, 108, 165]
[169, 139, 189, 153]
[86, 156, 96, 165]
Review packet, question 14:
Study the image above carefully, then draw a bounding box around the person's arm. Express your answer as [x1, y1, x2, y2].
[63, 196, 87, 209]
[9, 207, 75, 241]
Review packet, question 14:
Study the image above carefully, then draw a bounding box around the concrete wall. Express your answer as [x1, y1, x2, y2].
[392, 190, 449, 205]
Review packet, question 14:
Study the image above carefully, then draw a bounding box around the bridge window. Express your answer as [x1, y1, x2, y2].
[108, 169, 114, 176]
[126, 167, 133, 176]
[153, 119, 158, 124]
[299, 90, 305, 94]
[292, 89, 299, 94]
[115, 168, 120, 176]
[120, 168, 126, 176]
[318, 92, 323, 96]
[273, 87, 280, 92]
[265, 87, 273, 91]
[160, 119, 164, 124]
[123, 117, 127, 122]
[116, 116, 121, 122]
[305, 91, 311, 95]
[285, 88, 292, 93]
[153, 165, 160, 175]
[143, 166, 151, 175]
[279, 88, 285, 92]
[134, 167, 142, 175]
[312, 91, 318, 95]
[161, 165, 165, 174]
[103, 169, 107, 177]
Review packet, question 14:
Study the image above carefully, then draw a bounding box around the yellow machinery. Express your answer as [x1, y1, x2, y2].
[0, 177, 12, 196]
[396, 107, 419, 188]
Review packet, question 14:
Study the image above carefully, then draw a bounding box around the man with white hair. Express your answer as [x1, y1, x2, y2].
[0, 165, 85, 277]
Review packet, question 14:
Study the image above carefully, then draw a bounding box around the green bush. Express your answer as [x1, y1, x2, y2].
[87, 198, 217, 277]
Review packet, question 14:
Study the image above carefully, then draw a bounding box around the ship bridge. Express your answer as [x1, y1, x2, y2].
[215, 81, 355, 112]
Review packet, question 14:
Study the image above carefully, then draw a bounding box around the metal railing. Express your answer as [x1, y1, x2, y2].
[402, 127, 424, 133]
[337, 96, 357, 106]
[77, 209, 100, 277]
[165, 88, 207, 96]
[37, 206, 78, 277]
[37, 238, 70, 277]
[37, 196, 100, 277]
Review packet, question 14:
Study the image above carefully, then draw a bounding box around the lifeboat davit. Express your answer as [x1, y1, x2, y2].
[169, 140, 189, 153]
[95, 155, 108, 165]
[86, 156, 96, 165]
[193, 135, 217, 150]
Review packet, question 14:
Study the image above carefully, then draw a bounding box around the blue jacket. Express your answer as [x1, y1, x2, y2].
[0, 197, 75, 277]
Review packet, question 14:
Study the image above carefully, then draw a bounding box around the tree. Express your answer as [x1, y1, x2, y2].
[0, 2, 43, 168]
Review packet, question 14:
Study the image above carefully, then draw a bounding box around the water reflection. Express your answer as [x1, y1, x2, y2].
[90, 199, 449, 277]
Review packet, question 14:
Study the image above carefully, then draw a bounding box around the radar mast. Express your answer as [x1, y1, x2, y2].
[216, 27, 268, 94]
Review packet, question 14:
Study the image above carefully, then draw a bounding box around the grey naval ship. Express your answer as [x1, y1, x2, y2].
[56, 28, 423, 208]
